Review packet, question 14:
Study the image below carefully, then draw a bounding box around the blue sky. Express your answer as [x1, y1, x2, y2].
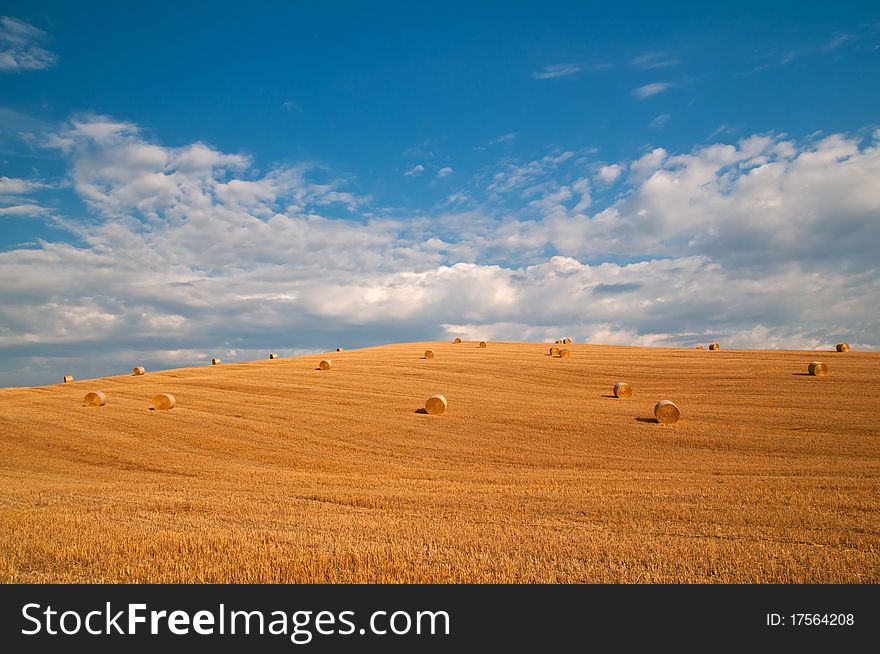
[1, 1, 879, 385]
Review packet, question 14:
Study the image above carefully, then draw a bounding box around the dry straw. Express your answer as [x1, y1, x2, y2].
[549, 346, 561, 356]
[559, 348, 571, 357]
[425, 394, 447, 415]
[152, 393, 176, 411]
[83, 391, 106, 407]
[268, 353, 278, 359]
[709, 343, 720, 351]
[132, 366, 146, 375]
[63, 376, 74, 383]
[337, 347, 344, 352]
[613, 382, 632, 398]
[453, 337, 462, 344]
[695, 345, 704, 350]
[424, 349, 435, 359]
[563, 338, 571, 345]
[808, 361, 828, 376]
[479, 341, 487, 348]
[319, 359, 332, 370]
[836, 343, 850, 352]
[211, 358, 221, 365]
[654, 400, 680, 425]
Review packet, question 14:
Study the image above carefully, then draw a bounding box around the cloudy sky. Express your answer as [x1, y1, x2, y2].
[1, 2, 879, 386]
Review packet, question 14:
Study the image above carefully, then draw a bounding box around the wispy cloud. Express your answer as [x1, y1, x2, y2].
[403, 164, 424, 177]
[650, 114, 671, 129]
[631, 82, 674, 100]
[281, 100, 301, 112]
[0, 16, 58, 72]
[630, 51, 681, 70]
[437, 167, 454, 179]
[823, 33, 857, 52]
[531, 63, 582, 79]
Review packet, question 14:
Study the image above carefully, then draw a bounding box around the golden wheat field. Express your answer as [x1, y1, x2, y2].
[0, 341, 878, 583]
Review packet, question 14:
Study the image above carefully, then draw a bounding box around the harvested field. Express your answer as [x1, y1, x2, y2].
[0, 341, 878, 583]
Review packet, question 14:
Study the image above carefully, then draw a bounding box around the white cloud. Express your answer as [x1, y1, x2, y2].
[595, 164, 623, 184]
[651, 114, 671, 129]
[531, 63, 582, 79]
[630, 52, 681, 70]
[631, 82, 674, 100]
[0, 16, 58, 72]
[437, 167, 454, 179]
[403, 164, 424, 177]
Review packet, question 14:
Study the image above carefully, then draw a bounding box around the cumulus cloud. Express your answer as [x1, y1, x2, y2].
[403, 164, 424, 177]
[1, 116, 879, 385]
[437, 167, 454, 179]
[0, 16, 58, 72]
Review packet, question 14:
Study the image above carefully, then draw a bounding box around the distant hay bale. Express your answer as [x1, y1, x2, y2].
[453, 337, 462, 344]
[708, 343, 720, 351]
[63, 375, 74, 383]
[132, 366, 145, 375]
[555, 339, 562, 344]
[559, 348, 571, 357]
[268, 353, 278, 359]
[319, 359, 332, 370]
[337, 347, 344, 352]
[562, 338, 571, 345]
[479, 341, 487, 348]
[152, 393, 175, 411]
[808, 361, 828, 376]
[211, 358, 221, 365]
[425, 394, 447, 415]
[695, 345, 704, 350]
[836, 343, 850, 352]
[83, 391, 106, 407]
[424, 349, 435, 359]
[549, 346, 560, 356]
[613, 382, 632, 398]
[654, 400, 680, 425]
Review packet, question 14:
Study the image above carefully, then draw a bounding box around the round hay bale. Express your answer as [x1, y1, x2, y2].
[555, 339, 562, 344]
[453, 337, 462, 344]
[152, 393, 175, 411]
[549, 346, 560, 356]
[479, 341, 487, 348]
[211, 358, 221, 365]
[559, 348, 571, 357]
[337, 347, 344, 352]
[425, 394, 447, 415]
[708, 343, 720, 351]
[268, 353, 278, 359]
[132, 366, 145, 375]
[808, 361, 828, 376]
[63, 375, 74, 383]
[836, 343, 850, 352]
[424, 349, 435, 359]
[613, 382, 632, 398]
[695, 345, 704, 350]
[654, 400, 680, 425]
[562, 338, 571, 345]
[83, 391, 106, 407]
[319, 359, 332, 370]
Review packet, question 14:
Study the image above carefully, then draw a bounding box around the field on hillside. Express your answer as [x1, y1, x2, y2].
[1, 341, 878, 583]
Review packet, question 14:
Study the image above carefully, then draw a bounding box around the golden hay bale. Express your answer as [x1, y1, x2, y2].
[268, 353, 278, 359]
[549, 346, 560, 356]
[337, 347, 344, 352]
[211, 358, 221, 365]
[808, 361, 828, 376]
[563, 338, 571, 345]
[63, 375, 74, 383]
[132, 366, 145, 375]
[708, 343, 720, 351]
[695, 345, 704, 350]
[559, 348, 571, 357]
[83, 391, 106, 407]
[152, 393, 175, 411]
[554, 339, 562, 344]
[424, 349, 435, 359]
[613, 382, 632, 398]
[836, 343, 850, 352]
[425, 394, 447, 415]
[453, 337, 462, 344]
[654, 400, 680, 425]
[319, 359, 332, 370]
[479, 341, 487, 348]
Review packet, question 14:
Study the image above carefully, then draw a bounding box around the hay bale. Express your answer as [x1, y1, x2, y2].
[836, 343, 850, 352]
[613, 382, 632, 398]
[132, 366, 145, 375]
[453, 337, 462, 344]
[319, 359, 332, 370]
[549, 346, 561, 356]
[152, 393, 175, 411]
[555, 339, 562, 344]
[424, 349, 435, 359]
[425, 394, 447, 415]
[808, 361, 828, 376]
[695, 345, 704, 350]
[708, 343, 720, 351]
[211, 358, 221, 365]
[654, 400, 680, 425]
[268, 353, 278, 359]
[63, 375, 74, 383]
[479, 341, 487, 348]
[83, 391, 106, 407]
[562, 338, 571, 345]
[337, 347, 344, 352]
[559, 348, 571, 357]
